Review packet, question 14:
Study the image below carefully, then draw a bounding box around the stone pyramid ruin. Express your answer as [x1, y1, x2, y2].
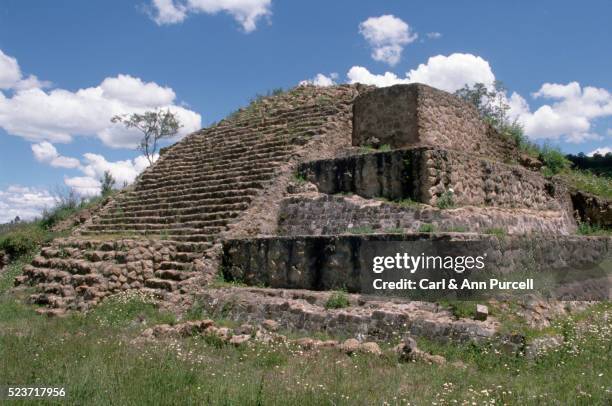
[17, 83, 610, 341]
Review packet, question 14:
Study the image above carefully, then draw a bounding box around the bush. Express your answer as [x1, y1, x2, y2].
[325, 290, 350, 309]
[0, 226, 45, 258]
[436, 190, 455, 209]
[540, 147, 571, 176]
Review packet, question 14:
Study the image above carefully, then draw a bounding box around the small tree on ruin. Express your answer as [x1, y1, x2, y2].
[111, 109, 182, 165]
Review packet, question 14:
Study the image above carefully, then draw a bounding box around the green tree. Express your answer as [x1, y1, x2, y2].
[100, 171, 116, 196]
[111, 109, 182, 165]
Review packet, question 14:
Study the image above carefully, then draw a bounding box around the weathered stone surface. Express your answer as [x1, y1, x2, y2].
[222, 234, 610, 293]
[299, 147, 565, 210]
[197, 287, 497, 343]
[571, 190, 612, 227]
[359, 341, 382, 356]
[475, 304, 489, 321]
[341, 338, 360, 354]
[229, 334, 251, 346]
[279, 194, 577, 236]
[352, 84, 518, 162]
[262, 319, 280, 331]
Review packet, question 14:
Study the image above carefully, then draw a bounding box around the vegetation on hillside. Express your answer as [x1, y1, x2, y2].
[0, 189, 109, 260]
[455, 83, 611, 198]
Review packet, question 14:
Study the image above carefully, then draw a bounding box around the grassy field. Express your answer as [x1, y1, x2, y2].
[0, 261, 610, 405]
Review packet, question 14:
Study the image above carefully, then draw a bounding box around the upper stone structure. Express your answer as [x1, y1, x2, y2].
[353, 84, 518, 161]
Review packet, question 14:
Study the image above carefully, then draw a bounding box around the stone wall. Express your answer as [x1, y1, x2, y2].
[278, 194, 577, 236]
[298, 148, 564, 210]
[18, 238, 208, 311]
[352, 84, 518, 162]
[222, 234, 610, 293]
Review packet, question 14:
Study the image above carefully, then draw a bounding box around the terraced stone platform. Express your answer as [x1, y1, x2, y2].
[222, 233, 610, 293]
[16, 82, 611, 323]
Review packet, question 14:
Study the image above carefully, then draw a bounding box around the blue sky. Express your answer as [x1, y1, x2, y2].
[1, 0, 611, 221]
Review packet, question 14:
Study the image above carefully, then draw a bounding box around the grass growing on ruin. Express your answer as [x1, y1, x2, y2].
[561, 170, 612, 199]
[577, 222, 612, 236]
[325, 290, 350, 309]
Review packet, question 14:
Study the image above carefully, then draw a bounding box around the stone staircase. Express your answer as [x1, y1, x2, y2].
[17, 84, 365, 312]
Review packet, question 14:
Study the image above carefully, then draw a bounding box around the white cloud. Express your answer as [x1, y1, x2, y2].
[300, 73, 338, 87]
[0, 49, 50, 91]
[31, 142, 81, 168]
[150, 0, 272, 32]
[151, 0, 188, 24]
[0, 185, 58, 223]
[0, 50, 22, 89]
[63, 176, 102, 198]
[587, 147, 612, 156]
[347, 53, 495, 93]
[100, 74, 176, 107]
[359, 15, 417, 66]
[0, 51, 201, 148]
[510, 82, 612, 143]
[63, 153, 158, 197]
[426, 32, 442, 39]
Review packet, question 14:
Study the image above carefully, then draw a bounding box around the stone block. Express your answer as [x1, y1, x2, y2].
[352, 84, 518, 161]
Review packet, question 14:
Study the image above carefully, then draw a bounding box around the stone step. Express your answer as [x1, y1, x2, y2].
[88, 219, 229, 231]
[132, 171, 276, 195]
[99, 203, 248, 219]
[98, 212, 240, 226]
[144, 278, 177, 291]
[136, 166, 279, 190]
[149, 141, 292, 170]
[82, 225, 223, 236]
[145, 149, 290, 178]
[122, 184, 262, 203]
[116, 194, 253, 210]
[155, 269, 198, 281]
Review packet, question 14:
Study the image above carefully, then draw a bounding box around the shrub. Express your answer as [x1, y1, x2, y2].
[436, 190, 455, 209]
[0, 226, 45, 258]
[539, 147, 571, 176]
[418, 223, 435, 233]
[325, 290, 350, 309]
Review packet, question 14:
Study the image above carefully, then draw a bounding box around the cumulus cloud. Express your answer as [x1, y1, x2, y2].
[359, 15, 417, 66]
[0, 51, 201, 148]
[587, 146, 612, 156]
[63, 153, 157, 197]
[31, 142, 81, 168]
[0, 185, 58, 223]
[300, 73, 338, 87]
[0, 49, 49, 91]
[509, 82, 612, 143]
[0, 50, 21, 89]
[347, 53, 495, 92]
[150, 0, 272, 32]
